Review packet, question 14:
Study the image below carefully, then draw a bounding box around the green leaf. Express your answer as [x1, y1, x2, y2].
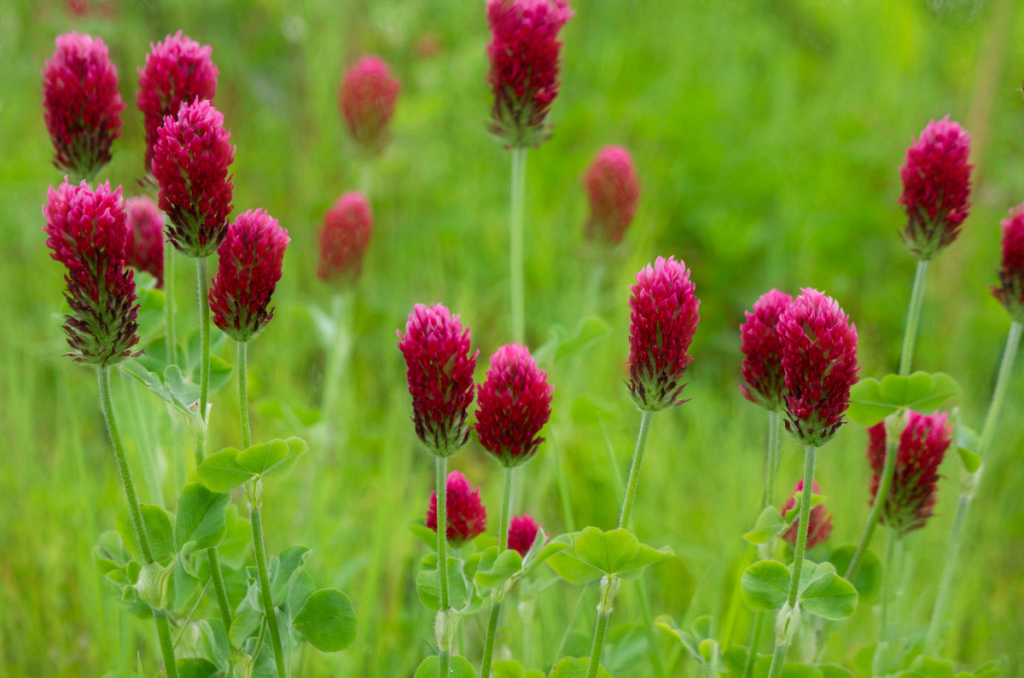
[271, 546, 312, 606]
[797, 561, 858, 620]
[116, 504, 175, 566]
[229, 599, 263, 647]
[414, 655, 478, 678]
[291, 588, 357, 652]
[909, 373, 960, 412]
[197, 448, 255, 493]
[575, 527, 640, 574]
[740, 560, 790, 611]
[570, 396, 616, 426]
[174, 483, 229, 555]
[847, 372, 960, 427]
[654, 615, 699, 656]
[905, 656, 956, 678]
[260, 437, 309, 481]
[217, 504, 252, 566]
[207, 354, 233, 393]
[120, 360, 192, 416]
[828, 545, 881, 602]
[744, 506, 787, 545]
[846, 378, 893, 427]
[164, 366, 201, 411]
[94, 530, 131, 573]
[172, 555, 201, 612]
[416, 557, 469, 611]
[286, 570, 317, 624]
[545, 535, 604, 586]
[136, 288, 165, 340]
[878, 372, 934, 409]
[175, 658, 220, 678]
[616, 543, 675, 581]
[547, 656, 613, 678]
[493, 659, 545, 678]
[197, 619, 231, 671]
[525, 540, 568, 572]
[475, 548, 523, 589]
[555, 316, 611, 361]
[237, 440, 289, 475]
[818, 664, 854, 678]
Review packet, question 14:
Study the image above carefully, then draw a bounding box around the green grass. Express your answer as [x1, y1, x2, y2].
[1, 0, 1024, 675]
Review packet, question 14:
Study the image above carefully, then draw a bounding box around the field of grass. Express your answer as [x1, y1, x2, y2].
[2, 0, 1024, 676]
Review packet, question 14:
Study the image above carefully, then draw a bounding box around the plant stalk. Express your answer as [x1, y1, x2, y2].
[154, 608, 178, 678]
[251, 503, 288, 678]
[435, 455, 451, 678]
[510, 146, 528, 344]
[586, 577, 617, 678]
[620, 410, 654, 529]
[165, 242, 177, 366]
[480, 466, 514, 678]
[239, 341, 252, 449]
[899, 260, 929, 377]
[844, 439, 897, 580]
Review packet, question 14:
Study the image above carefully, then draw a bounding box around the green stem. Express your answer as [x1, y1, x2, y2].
[480, 467, 514, 678]
[597, 413, 625, 500]
[321, 293, 352, 454]
[165, 242, 177, 366]
[764, 411, 782, 510]
[637, 577, 665, 678]
[238, 341, 252, 449]
[620, 411, 654, 529]
[844, 439, 897, 580]
[435, 455, 451, 678]
[879, 528, 897, 641]
[251, 504, 288, 678]
[586, 577, 617, 678]
[510, 146, 528, 344]
[742, 612, 765, 678]
[480, 601, 503, 678]
[197, 257, 211, 423]
[899, 260, 929, 377]
[498, 467, 513, 552]
[977, 321, 1022, 457]
[154, 608, 178, 678]
[549, 425, 576, 532]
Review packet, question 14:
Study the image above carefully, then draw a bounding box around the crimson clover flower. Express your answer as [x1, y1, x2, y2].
[867, 411, 952, 536]
[137, 31, 218, 171]
[317, 192, 372, 283]
[475, 344, 553, 467]
[778, 289, 859, 446]
[486, 0, 574, 148]
[507, 514, 541, 557]
[739, 289, 793, 411]
[209, 209, 290, 343]
[42, 33, 125, 179]
[43, 180, 140, 366]
[781, 479, 833, 549]
[627, 256, 701, 411]
[339, 56, 400, 152]
[398, 304, 479, 456]
[426, 470, 488, 548]
[152, 99, 235, 258]
[899, 116, 972, 260]
[992, 203, 1024, 322]
[124, 196, 165, 288]
[583, 146, 640, 244]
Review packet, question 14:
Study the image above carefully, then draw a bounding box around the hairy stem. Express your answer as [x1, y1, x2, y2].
[435, 455, 451, 678]
[620, 410, 654, 529]
[251, 504, 288, 678]
[197, 257, 211, 421]
[510, 146, 528, 343]
[238, 341, 252, 449]
[845, 439, 897, 580]
[154, 608, 178, 678]
[586, 577, 617, 678]
[165, 242, 177, 366]
[899, 260, 929, 377]
[480, 467, 514, 678]
[480, 601, 502, 678]
[764, 411, 782, 509]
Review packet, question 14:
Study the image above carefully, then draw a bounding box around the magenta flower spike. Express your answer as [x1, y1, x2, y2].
[152, 99, 235, 258]
[339, 56, 401, 152]
[583, 146, 641, 244]
[778, 289, 859, 446]
[475, 343, 553, 467]
[124, 196, 165, 287]
[426, 470, 488, 548]
[899, 117, 972, 260]
[43, 180, 140, 366]
[627, 256, 701, 411]
[739, 289, 793, 411]
[781, 479, 833, 549]
[317, 192, 373, 283]
[486, 0, 574, 148]
[137, 31, 219, 171]
[42, 33, 125, 179]
[507, 514, 541, 557]
[992, 203, 1024, 322]
[868, 411, 952, 536]
[398, 304, 479, 456]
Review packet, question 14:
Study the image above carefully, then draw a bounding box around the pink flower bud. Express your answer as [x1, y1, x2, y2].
[867, 411, 951, 536]
[992, 203, 1024, 322]
[398, 304, 479, 456]
[426, 470, 488, 548]
[627, 256, 701, 411]
[209, 209, 290, 342]
[898, 117, 972, 260]
[739, 289, 793, 411]
[42, 180, 139, 366]
[475, 344, 553, 467]
[781, 480, 833, 549]
[507, 514, 541, 557]
[486, 0, 574, 148]
[124, 196, 165, 287]
[778, 289, 858, 446]
[136, 31, 218, 171]
[317, 192, 372, 283]
[42, 33, 125, 178]
[152, 99, 235, 258]
[583, 146, 640, 244]
[339, 56, 400, 152]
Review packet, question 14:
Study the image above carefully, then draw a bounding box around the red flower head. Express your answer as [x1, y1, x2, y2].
[317, 192, 373, 283]
[426, 470, 488, 548]
[209, 209, 290, 343]
[137, 31, 218, 171]
[583, 146, 641, 244]
[152, 99, 235, 258]
[627, 256, 701, 411]
[781, 479, 833, 550]
[42, 33, 125, 179]
[898, 117, 972, 260]
[740, 289, 793, 411]
[778, 289, 859, 446]
[867, 411, 952, 536]
[43, 180, 139, 366]
[339, 56, 401, 152]
[992, 203, 1024, 322]
[476, 344, 553, 467]
[124, 196, 165, 287]
[507, 514, 541, 557]
[398, 304, 479, 456]
[486, 0, 574, 148]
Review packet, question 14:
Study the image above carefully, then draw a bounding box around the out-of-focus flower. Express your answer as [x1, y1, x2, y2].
[627, 256, 700, 411]
[43, 180, 139, 366]
[507, 514, 541, 557]
[583, 146, 640, 244]
[317, 192, 372, 283]
[124, 196, 165, 287]
[781, 479, 833, 549]
[426, 470, 488, 548]
[475, 344, 553, 467]
[740, 289, 792, 411]
[42, 33, 125, 179]
[992, 203, 1024, 322]
[339, 56, 400, 152]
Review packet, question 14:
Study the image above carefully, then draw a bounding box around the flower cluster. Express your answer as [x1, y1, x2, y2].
[867, 411, 952, 536]
[476, 344, 553, 467]
[124, 196, 165, 287]
[898, 117, 972, 261]
[426, 471, 488, 548]
[42, 33, 125, 179]
[398, 304, 479, 456]
[339, 57, 401, 152]
[317, 192, 373, 283]
[152, 99, 235, 258]
[739, 289, 792, 411]
[42, 180, 139, 366]
[136, 31, 219, 171]
[781, 479, 833, 549]
[507, 514, 541, 557]
[627, 256, 701, 411]
[778, 289, 859, 446]
[583, 146, 640, 244]
[992, 203, 1024, 322]
[209, 209, 290, 343]
[486, 0, 574, 147]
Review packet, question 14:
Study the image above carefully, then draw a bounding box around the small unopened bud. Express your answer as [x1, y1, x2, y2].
[245, 478, 263, 508]
[135, 561, 171, 609]
[434, 609, 455, 651]
[775, 601, 800, 646]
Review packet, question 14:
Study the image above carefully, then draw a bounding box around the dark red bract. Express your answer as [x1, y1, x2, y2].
[124, 197, 165, 288]
[781, 479, 833, 549]
[317, 193, 372, 283]
[507, 514, 541, 557]
[426, 471, 488, 548]
[739, 289, 792, 411]
[583, 146, 640, 244]
[993, 203, 1024, 322]
[339, 56, 400, 152]
[476, 344, 553, 467]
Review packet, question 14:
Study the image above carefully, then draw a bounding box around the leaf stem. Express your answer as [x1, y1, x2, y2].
[510, 146, 527, 344]
[844, 439, 897, 580]
[435, 455, 451, 678]
[899, 260, 929, 377]
[251, 503, 288, 678]
[620, 410, 654, 529]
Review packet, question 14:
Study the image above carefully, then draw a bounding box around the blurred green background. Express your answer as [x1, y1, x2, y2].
[1, 0, 1023, 675]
